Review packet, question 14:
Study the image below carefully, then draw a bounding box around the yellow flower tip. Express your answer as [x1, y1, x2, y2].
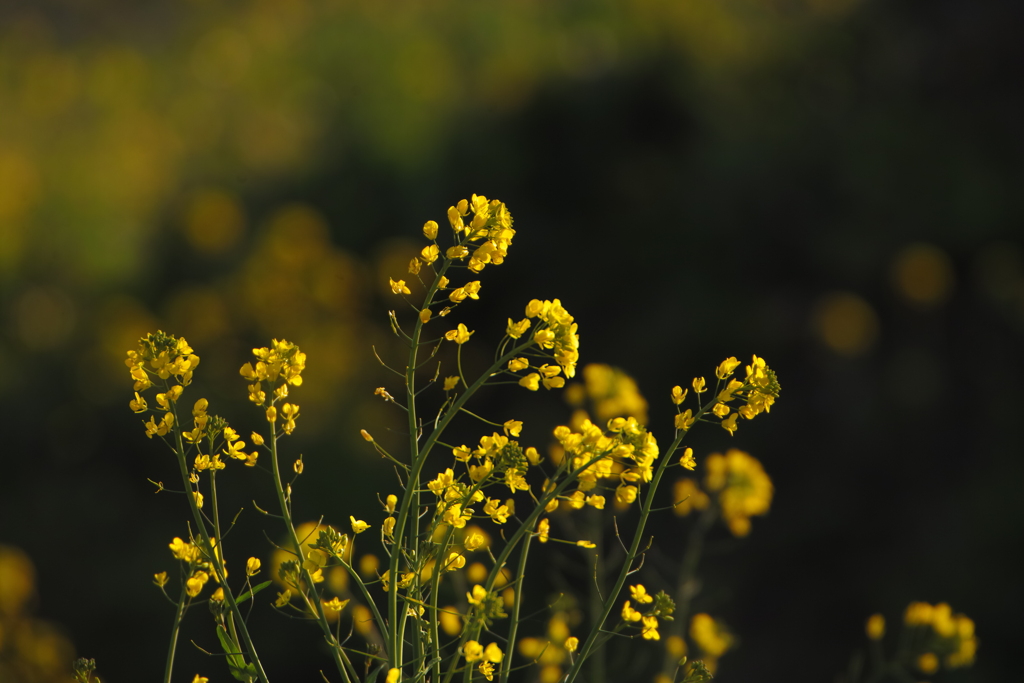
[443, 376, 459, 391]
[153, 571, 169, 587]
[246, 557, 261, 577]
[384, 494, 398, 513]
[419, 308, 432, 323]
[386, 668, 401, 683]
[866, 613, 885, 640]
[350, 516, 370, 534]
[360, 429, 374, 442]
[565, 636, 579, 653]
[630, 584, 655, 604]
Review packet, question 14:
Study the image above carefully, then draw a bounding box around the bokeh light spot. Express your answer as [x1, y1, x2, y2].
[813, 291, 879, 357]
[182, 188, 245, 255]
[891, 243, 954, 308]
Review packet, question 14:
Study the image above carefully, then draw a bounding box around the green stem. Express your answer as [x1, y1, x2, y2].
[169, 408, 270, 683]
[162, 580, 189, 683]
[498, 535, 532, 683]
[266, 417, 350, 682]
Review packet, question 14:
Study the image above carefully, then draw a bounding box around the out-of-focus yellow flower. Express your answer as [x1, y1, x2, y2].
[866, 613, 885, 640]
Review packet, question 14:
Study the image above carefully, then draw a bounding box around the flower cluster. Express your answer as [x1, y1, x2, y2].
[672, 355, 779, 436]
[902, 601, 977, 672]
[704, 449, 773, 537]
[125, 330, 201, 392]
[620, 584, 675, 641]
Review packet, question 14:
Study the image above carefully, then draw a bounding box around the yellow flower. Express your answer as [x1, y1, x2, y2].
[443, 551, 465, 572]
[443, 376, 460, 391]
[389, 278, 411, 295]
[507, 318, 531, 338]
[186, 570, 209, 597]
[586, 494, 606, 510]
[692, 377, 707, 393]
[360, 429, 374, 442]
[350, 517, 370, 534]
[576, 541, 596, 549]
[383, 517, 396, 537]
[537, 518, 550, 543]
[865, 613, 885, 640]
[210, 587, 225, 602]
[630, 584, 654, 604]
[917, 653, 939, 674]
[721, 413, 739, 435]
[484, 642, 504, 663]
[385, 668, 401, 683]
[423, 220, 439, 240]
[153, 571, 169, 587]
[674, 409, 694, 431]
[323, 597, 350, 612]
[715, 357, 741, 380]
[464, 640, 484, 662]
[129, 392, 148, 413]
[508, 357, 529, 372]
[565, 637, 579, 653]
[478, 662, 495, 681]
[518, 373, 541, 391]
[193, 676, 209, 683]
[274, 590, 292, 608]
[642, 615, 660, 640]
[621, 600, 642, 622]
[385, 494, 398, 513]
[447, 245, 470, 260]
[421, 244, 440, 264]
[670, 386, 688, 405]
[690, 613, 732, 658]
[464, 531, 486, 551]
[503, 419, 523, 437]
[680, 448, 697, 470]
[444, 323, 474, 344]
[615, 484, 638, 505]
[266, 406, 277, 423]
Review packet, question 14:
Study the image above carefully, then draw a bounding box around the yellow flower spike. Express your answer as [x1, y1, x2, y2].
[537, 518, 550, 543]
[153, 571, 169, 587]
[865, 614, 885, 640]
[350, 517, 370, 534]
[508, 357, 529, 372]
[246, 557, 261, 576]
[389, 277, 411, 295]
[519, 373, 541, 391]
[503, 419, 523, 437]
[443, 376, 459, 391]
[693, 377, 707, 393]
[444, 323, 474, 344]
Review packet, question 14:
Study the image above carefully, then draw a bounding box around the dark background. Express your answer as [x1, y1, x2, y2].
[1, 0, 1021, 681]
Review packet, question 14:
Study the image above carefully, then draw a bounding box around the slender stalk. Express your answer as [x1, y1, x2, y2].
[266, 418, 350, 681]
[498, 536, 532, 683]
[169, 406, 270, 683]
[162, 581, 189, 683]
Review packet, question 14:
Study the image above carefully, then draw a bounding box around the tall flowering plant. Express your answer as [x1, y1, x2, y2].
[121, 196, 786, 683]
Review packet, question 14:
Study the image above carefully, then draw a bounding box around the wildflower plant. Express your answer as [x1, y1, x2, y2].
[123, 195, 789, 682]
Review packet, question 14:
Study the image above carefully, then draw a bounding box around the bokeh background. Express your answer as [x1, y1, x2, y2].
[1, 0, 1021, 681]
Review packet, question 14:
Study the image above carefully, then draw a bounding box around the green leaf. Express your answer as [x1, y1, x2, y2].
[216, 625, 255, 682]
[235, 580, 273, 604]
